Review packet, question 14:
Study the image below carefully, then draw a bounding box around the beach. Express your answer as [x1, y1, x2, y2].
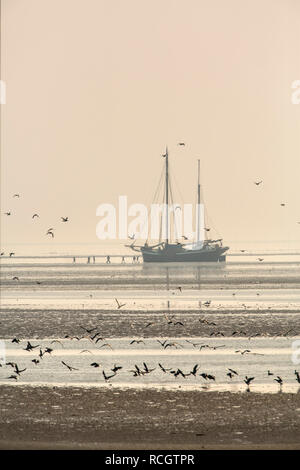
[0, 257, 300, 449]
[0, 385, 299, 449]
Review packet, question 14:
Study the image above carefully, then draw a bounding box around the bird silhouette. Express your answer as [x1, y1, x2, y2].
[235, 350, 251, 355]
[189, 364, 199, 377]
[98, 343, 113, 350]
[244, 376, 255, 389]
[24, 341, 39, 351]
[61, 361, 78, 371]
[61, 217, 69, 222]
[158, 363, 172, 373]
[115, 298, 126, 309]
[254, 181, 262, 186]
[130, 339, 145, 345]
[80, 326, 98, 334]
[103, 370, 116, 381]
[111, 364, 122, 373]
[32, 214, 39, 218]
[143, 362, 155, 374]
[274, 376, 283, 387]
[14, 364, 26, 376]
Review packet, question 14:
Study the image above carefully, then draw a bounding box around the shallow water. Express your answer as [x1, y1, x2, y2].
[1, 259, 299, 393]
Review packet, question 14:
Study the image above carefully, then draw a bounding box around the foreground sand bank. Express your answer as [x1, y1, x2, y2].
[0, 385, 299, 449]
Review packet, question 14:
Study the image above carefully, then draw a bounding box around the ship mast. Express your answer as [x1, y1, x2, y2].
[165, 146, 169, 244]
[196, 159, 200, 242]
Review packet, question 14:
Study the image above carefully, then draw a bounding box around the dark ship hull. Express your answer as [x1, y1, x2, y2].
[141, 243, 229, 263]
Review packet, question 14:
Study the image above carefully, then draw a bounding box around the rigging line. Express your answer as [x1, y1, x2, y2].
[201, 192, 222, 239]
[170, 162, 185, 207]
[140, 162, 165, 242]
[168, 171, 179, 242]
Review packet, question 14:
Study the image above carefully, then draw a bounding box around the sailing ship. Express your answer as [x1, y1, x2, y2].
[128, 147, 229, 263]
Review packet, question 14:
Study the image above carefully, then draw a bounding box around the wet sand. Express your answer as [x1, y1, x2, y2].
[0, 308, 299, 339]
[0, 385, 299, 449]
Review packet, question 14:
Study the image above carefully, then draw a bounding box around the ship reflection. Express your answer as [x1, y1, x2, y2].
[142, 262, 226, 291]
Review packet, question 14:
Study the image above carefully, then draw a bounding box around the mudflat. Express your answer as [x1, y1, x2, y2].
[0, 385, 299, 449]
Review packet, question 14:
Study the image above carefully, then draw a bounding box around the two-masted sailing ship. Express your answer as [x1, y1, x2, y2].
[128, 147, 229, 263]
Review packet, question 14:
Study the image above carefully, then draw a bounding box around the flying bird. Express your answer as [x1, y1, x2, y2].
[61, 361, 78, 371]
[61, 217, 69, 222]
[103, 370, 116, 381]
[115, 298, 126, 309]
[24, 341, 39, 351]
[254, 181, 262, 186]
[32, 214, 39, 219]
[14, 364, 26, 376]
[274, 376, 283, 386]
[130, 339, 145, 345]
[111, 364, 122, 373]
[244, 376, 255, 386]
[13, 194, 20, 198]
[177, 142, 185, 146]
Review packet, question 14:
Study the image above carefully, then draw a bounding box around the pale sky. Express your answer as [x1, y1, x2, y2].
[1, 0, 300, 250]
